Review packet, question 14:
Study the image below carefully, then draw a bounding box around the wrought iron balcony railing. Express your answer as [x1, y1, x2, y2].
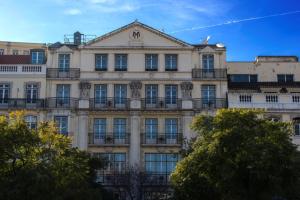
[46, 68, 80, 79]
[141, 98, 182, 110]
[141, 133, 182, 145]
[89, 98, 130, 110]
[141, 173, 171, 186]
[192, 68, 227, 80]
[193, 98, 227, 109]
[45, 98, 79, 109]
[0, 98, 45, 109]
[89, 132, 130, 145]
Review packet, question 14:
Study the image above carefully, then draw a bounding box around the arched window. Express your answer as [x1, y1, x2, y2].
[25, 115, 37, 130]
[293, 118, 300, 136]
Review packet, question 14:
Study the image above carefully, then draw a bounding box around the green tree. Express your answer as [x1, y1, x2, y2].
[0, 111, 109, 200]
[171, 109, 300, 200]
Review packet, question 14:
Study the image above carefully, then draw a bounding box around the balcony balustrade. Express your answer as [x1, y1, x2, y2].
[192, 68, 227, 80]
[141, 173, 170, 186]
[0, 98, 44, 109]
[46, 68, 80, 79]
[141, 133, 182, 145]
[0, 64, 46, 75]
[88, 132, 130, 145]
[193, 98, 227, 110]
[141, 98, 182, 110]
[45, 98, 79, 109]
[89, 98, 130, 110]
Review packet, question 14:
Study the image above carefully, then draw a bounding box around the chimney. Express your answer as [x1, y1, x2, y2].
[74, 31, 82, 45]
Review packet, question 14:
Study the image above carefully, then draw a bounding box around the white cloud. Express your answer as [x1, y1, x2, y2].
[89, 0, 117, 4]
[64, 8, 82, 15]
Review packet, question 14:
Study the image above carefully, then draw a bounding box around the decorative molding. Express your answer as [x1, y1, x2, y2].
[79, 81, 91, 99]
[180, 81, 193, 99]
[129, 81, 142, 98]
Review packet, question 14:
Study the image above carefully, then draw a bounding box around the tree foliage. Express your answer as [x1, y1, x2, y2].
[0, 111, 109, 200]
[171, 109, 300, 200]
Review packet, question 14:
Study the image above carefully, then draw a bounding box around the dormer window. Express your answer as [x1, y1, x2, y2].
[202, 54, 214, 71]
[31, 51, 45, 64]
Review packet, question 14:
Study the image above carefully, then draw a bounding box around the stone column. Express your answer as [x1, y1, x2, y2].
[129, 81, 142, 109]
[182, 112, 195, 148]
[129, 111, 141, 166]
[78, 81, 91, 109]
[77, 111, 89, 150]
[180, 82, 193, 109]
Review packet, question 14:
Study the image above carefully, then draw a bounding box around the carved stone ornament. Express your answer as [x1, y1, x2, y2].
[129, 81, 142, 98]
[79, 81, 91, 99]
[180, 82, 193, 99]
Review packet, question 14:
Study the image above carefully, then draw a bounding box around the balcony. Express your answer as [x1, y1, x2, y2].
[141, 133, 182, 146]
[0, 99, 44, 109]
[96, 171, 129, 186]
[193, 98, 227, 110]
[0, 64, 46, 75]
[45, 98, 79, 109]
[46, 68, 80, 79]
[88, 133, 130, 146]
[141, 98, 182, 110]
[89, 98, 130, 110]
[192, 68, 227, 80]
[141, 173, 170, 186]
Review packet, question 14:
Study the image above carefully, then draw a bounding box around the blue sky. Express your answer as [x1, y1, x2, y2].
[0, 0, 299, 61]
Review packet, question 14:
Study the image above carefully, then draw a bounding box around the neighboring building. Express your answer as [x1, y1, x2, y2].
[0, 41, 47, 55]
[227, 56, 300, 145]
[0, 21, 299, 200]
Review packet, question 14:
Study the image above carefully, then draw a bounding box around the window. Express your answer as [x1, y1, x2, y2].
[277, 74, 294, 83]
[115, 54, 127, 71]
[165, 119, 178, 143]
[0, 83, 10, 104]
[266, 95, 278, 103]
[94, 84, 107, 104]
[0, 49, 5, 55]
[54, 116, 68, 135]
[145, 84, 158, 105]
[293, 95, 300, 103]
[95, 54, 108, 71]
[114, 84, 127, 106]
[202, 85, 216, 107]
[165, 54, 177, 71]
[239, 95, 252, 103]
[23, 50, 30, 55]
[145, 118, 158, 143]
[56, 84, 70, 106]
[229, 74, 257, 83]
[12, 49, 18, 55]
[294, 119, 300, 136]
[94, 119, 106, 142]
[145, 54, 158, 71]
[58, 54, 70, 72]
[165, 85, 177, 105]
[31, 51, 44, 64]
[25, 115, 37, 129]
[145, 153, 178, 174]
[113, 118, 126, 142]
[202, 54, 214, 71]
[26, 83, 39, 103]
[95, 153, 126, 172]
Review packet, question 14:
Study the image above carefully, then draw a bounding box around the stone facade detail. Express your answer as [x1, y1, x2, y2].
[129, 81, 142, 98]
[180, 82, 193, 99]
[79, 81, 91, 99]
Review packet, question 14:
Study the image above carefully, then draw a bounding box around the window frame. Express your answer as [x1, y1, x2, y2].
[165, 54, 178, 71]
[115, 54, 127, 71]
[145, 54, 158, 71]
[95, 54, 108, 71]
